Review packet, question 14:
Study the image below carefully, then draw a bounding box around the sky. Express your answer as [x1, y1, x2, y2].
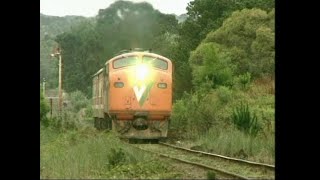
[40, 0, 192, 17]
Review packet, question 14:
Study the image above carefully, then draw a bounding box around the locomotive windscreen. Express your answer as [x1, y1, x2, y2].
[142, 56, 168, 70]
[113, 56, 139, 68]
[113, 55, 168, 70]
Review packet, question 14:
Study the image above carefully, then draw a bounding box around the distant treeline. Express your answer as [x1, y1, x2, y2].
[40, 0, 274, 99]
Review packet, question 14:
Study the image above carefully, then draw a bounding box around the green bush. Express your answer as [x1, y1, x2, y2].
[189, 42, 235, 89]
[50, 90, 93, 130]
[62, 111, 79, 130]
[207, 171, 216, 180]
[85, 102, 93, 118]
[170, 98, 188, 132]
[67, 90, 90, 113]
[232, 102, 260, 136]
[170, 91, 220, 139]
[217, 86, 232, 103]
[40, 90, 49, 122]
[238, 72, 251, 89]
[107, 148, 127, 167]
[212, 68, 234, 88]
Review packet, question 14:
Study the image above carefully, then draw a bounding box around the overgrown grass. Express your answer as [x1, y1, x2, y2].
[40, 87, 184, 179]
[43, 90, 94, 131]
[207, 171, 216, 180]
[197, 127, 274, 164]
[170, 76, 275, 164]
[40, 125, 179, 179]
[232, 102, 260, 136]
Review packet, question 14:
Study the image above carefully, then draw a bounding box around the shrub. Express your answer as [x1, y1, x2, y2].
[85, 103, 93, 118]
[238, 72, 251, 89]
[189, 42, 235, 89]
[108, 148, 126, 167]
[68, 90, 90, 113]
[207, 171, 216, 180]
[232, 102, 260, 136]
[40, 90, 49, 122]
[217, 86, 232, 103]
[170, 91, 220, 139]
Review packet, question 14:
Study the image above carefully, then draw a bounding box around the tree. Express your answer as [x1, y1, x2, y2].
[189, 42, 234, 88]
[55, 1, 179, 96]
[56, 21, 102, 96]
[171, 0, 274, 98]
[40, 13, 86, 89]
[204, 8, 275, 77]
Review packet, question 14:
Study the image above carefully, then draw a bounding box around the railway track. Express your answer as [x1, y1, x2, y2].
[129, 141, 275, 179]
[159, 142, 275, 169]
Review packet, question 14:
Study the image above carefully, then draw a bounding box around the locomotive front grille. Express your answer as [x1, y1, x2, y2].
[132, 117, 148, 130]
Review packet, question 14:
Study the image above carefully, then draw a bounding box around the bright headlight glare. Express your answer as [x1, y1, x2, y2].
[136, 64, 150, 81]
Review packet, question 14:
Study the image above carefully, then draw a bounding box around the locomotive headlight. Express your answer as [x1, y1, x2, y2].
[158, 83, 167, 89]
[136, 64, 150, 81]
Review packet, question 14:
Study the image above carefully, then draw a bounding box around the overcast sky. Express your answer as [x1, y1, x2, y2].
[40, 0, 192, 17]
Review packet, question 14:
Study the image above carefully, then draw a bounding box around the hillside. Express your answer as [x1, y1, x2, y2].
[176, 13, 188, 23]
[40, 13, 89, 88]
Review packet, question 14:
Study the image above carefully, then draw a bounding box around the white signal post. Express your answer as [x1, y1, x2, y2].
[43, 78, 46, 97]
[51, 48, 63, 116]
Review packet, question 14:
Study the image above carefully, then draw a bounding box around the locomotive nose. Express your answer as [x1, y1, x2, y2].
[132, 117, 148, 130]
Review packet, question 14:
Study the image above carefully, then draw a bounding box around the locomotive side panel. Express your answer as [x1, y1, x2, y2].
[104, 63, 110, 114]
[92, 76, 98, 117]
[98, 72, 104, 118]
[92, 68, 105, 119]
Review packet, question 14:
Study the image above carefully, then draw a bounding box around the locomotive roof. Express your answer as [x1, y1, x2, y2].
[105, 51, 171, 66]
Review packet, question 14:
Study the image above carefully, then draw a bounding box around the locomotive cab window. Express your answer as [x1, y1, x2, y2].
[113, 56, 140, 69]
[142, 56, 168, 70]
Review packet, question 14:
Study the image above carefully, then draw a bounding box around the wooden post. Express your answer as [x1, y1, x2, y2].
[50, 98, 53, 118]
[58, 54, 63, 115]
[51, 47, 63, 117]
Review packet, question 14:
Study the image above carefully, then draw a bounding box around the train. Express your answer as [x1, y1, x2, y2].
[92, 49, 173, 140]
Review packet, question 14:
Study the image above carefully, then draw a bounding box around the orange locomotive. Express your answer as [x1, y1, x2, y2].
[92, 49, 173, 139]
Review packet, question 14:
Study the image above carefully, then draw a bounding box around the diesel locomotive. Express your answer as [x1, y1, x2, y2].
[92, 49, 173, 140]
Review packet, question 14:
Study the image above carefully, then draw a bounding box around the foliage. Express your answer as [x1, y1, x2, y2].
[171, 0, 274, 98]
[216, 86, 232, 103]
[204, 8, 275, 77]
[189, 42, 235, 89]
[40, 89, 49, 123]
[107, 148, 126, 167]
[207, 171, 216, 180]
[237, 72, 251, 90]
[170, 91, 221, 139]
[41, 0, 274, 99]
[85, 103, 93, 118]
[198, 126, 274, 164]
[40, 127, 179, 179]
[40, 13, 87, 89]
[56, 21, 101, 95]
[55, 1, 178, 96]
[232, 102, 260, 136]
[67, 90, 90, 113]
